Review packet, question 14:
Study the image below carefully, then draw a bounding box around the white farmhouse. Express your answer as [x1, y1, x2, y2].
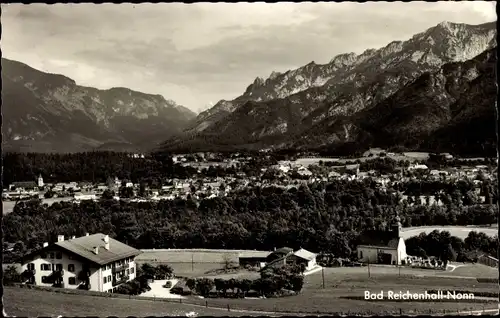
[20, 233, 142, 293]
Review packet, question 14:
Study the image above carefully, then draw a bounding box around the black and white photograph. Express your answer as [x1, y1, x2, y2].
[1, 2, 498, 317]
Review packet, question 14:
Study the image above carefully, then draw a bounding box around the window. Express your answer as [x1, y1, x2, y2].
[41, 264, 51, 271]
[130, 267, 134, 274]
[359, 251, 363, 258]
[104, 276, 107, 284]
[108, 275, 112, 282]
[68, 264, 75, 272]
[126, 269, 129, 276]
[56, 252, 62, 259]
[27, 263, 35, 270]
[49, 252, 55, 259]
[68, 277, 76, 285]
[41, 276, 49, 283]
[68, 254, 74, 260]
[56, 264, 63, 271]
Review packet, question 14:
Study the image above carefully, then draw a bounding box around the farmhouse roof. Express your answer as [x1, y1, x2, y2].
[23, 234, 142, 266]
[357, 230, 400, 249]
[293, 248, 316, 261]
[56, 234, 142, 265]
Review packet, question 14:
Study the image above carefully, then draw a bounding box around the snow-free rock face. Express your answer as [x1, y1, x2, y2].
[2, 58, 197, 153]
[165, 21, 496, 154]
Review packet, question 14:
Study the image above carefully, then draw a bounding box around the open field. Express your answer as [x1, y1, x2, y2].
[181, 267, 497, 315]
[4, 263, 498, 317]
[401, 226, 498, 240]
[136, 248, 270, 278]
[2, 197, 74, 214]
[2, 287, 273, 317]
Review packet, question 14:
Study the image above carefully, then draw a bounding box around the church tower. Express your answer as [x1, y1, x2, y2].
[392, 214, 402, 238]
[37, 174, 44, 187]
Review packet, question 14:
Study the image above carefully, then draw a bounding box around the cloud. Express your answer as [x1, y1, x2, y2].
[1, 2, 496, 112]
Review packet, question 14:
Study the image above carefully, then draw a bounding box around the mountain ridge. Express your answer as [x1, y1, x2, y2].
[2, 58, 197, 153]
[161, 21, 497, 155]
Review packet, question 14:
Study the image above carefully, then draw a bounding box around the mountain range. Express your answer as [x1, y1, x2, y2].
[2, 21, 497, 155]
[162, 21, 497, 156]
[2, 58, 197, 153]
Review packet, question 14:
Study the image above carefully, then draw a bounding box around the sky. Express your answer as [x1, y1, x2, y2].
[2, 2, 497, 113]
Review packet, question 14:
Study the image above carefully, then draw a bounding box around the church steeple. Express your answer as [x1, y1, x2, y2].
[392, 213, 402, 238]
[37, 174, 44, 187]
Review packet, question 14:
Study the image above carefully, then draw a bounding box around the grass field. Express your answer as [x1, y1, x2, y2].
[401, 226, 498, 240]
[2, 197, 74, 214]
[2, 287, 275, 317]
[4, 264, 498, 317]
[180, 266, 498, 315]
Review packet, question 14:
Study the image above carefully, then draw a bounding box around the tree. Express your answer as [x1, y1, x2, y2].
[141, 263, 156, 280]
[101, 189, 115, 200]
[119, 186, 134, 198]
[195, 278, 214, 297]
[214, 278, 226, 297]
[441, 244, 457, 267]
[3, 266, 22, 284]
[186, 278, 197, 291]
[156, 264, 174, 279]
[290, 274, 304, 293]
[44, 190, 55, 199]
[239, 279, 252, 297]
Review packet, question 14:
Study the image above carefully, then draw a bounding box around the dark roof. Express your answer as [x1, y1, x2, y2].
[274, 247, 293, 255]
[56, 234, 142, 265]
[357, 229, 400, 249]
[23, 234, 142, 266]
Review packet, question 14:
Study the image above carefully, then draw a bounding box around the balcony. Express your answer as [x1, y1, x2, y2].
[112, 264, 127, 273]
[112, 275, 130, 287]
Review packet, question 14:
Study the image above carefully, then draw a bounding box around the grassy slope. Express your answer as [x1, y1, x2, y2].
[180, 266, 498, 314]
[3, 287, 265, 317]
[4, 265, 497, 316]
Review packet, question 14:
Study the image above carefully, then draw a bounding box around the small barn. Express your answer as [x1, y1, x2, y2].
[266, 247, 293, 264]
[287, 248, 317, 271]
[238, 251, 271, 268]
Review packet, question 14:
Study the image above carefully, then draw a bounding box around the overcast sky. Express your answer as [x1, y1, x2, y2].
[2, 2, 496, 113]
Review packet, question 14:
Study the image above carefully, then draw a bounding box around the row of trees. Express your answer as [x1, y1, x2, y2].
[405, 230, 498, 262]
[4, 180, 497, 259]
[183, 264, 304, 298]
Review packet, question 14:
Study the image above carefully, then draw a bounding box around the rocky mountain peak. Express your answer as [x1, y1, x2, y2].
[269, 71, 282, 80]
[329, 52, 358, 67]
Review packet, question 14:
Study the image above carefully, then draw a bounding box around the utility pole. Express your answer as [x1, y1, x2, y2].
[322, 267, 325, 289]
[191, 253, 194, 272]
[368, 259, 371, 278]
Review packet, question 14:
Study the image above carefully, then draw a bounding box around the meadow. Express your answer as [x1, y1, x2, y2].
[400, 226, 498, 240]
[179, 266, 498, 315]
[2, 287, 273, 317]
